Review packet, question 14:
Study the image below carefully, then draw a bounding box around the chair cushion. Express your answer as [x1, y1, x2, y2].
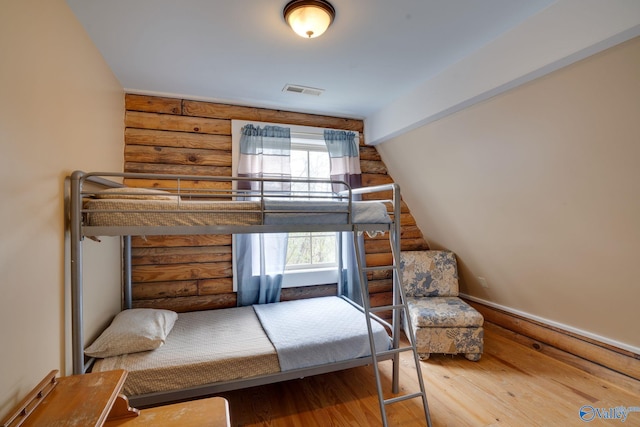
[406, 296, 484, 328]
[413, 326, 484, 355]
[401, 251, 459, 297]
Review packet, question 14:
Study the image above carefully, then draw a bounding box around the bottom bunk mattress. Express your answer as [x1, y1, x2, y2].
[91, 296, 391, 396]
[253, 296, 391, 371]
[91, 305, 280, 396]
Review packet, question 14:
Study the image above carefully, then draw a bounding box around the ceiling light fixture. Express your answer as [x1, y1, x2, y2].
[283, 0, 335, 39]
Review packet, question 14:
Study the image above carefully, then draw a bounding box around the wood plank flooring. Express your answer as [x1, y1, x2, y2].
[221, 323, 640, 426]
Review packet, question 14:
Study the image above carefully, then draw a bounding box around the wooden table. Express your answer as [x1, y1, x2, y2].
[104, 397, 230, 427]
[1, 370, 230, 427]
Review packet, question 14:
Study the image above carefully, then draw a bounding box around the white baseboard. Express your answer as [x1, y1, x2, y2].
[460, 293, 640, 356]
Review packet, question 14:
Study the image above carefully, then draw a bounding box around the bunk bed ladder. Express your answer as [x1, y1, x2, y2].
[353, 226, 432, 427]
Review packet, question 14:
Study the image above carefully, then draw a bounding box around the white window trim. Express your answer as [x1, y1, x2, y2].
[231, 120, 358, 290]
[281, 267, 338, 288]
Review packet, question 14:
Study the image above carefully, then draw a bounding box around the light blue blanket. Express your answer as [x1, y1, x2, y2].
[253, 296, 391, 371]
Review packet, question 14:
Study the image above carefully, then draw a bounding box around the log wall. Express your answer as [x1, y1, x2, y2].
[124, 94, 429, 314]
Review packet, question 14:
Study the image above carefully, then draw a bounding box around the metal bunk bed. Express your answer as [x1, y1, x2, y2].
[67, 170, 432, 427]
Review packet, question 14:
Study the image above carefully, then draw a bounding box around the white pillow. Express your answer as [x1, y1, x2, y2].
[93, 187, 176, 200]
[85, 308, 178, 358]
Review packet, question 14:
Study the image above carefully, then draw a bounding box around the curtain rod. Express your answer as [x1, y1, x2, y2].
[240, 123, 358, 138]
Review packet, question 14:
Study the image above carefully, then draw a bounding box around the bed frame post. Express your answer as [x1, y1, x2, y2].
[123, 236, 133, 310]
[70, 171, 84, 375]
[391, 183, 402, 393]
[337, 232, 343, 297]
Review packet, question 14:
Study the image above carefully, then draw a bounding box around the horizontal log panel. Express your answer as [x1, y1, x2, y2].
[359, 146, 382, 162]
[402, 238, 429, 252]
[363, 240, 391, 254]
[280, 284, 337, 301]
[123, 178, 232, 191]
[365, 252, 392, 268]
[133, 277, 400, 300]
[369, 277, 398, 293]
[125, 128, 231, 151]
[132, 246, 231, 265]
[361, 190, 393, 201]
[133, 245, 231, 256]
[367, 269, 393, 281]
[359, 160, 388, 175]
[182, 100, 363, 132]
[124, 144, 231, 166]
[364, 237, 429, 254]
[126, 111, 231, 135]
[198, 278, 233, 296]
[132, 294, 237, 313]
[402, 237, 430, 251]
[400, 225, 425, 239]
[128, 278, 398, 298]
[362, 173, 394, 187]
[399, 213, 417, 227]
[132, 262, 232, 282]
[362, 190, 393, 201]
[369, 291, 392, 308]
[132, 234, 231, 248]
[132, 280, 197, 300]
[125, 94, 182, 115]
[374, 200, 410, 214]
[125, 162, 232, 177]
[367, 278, 392, 294]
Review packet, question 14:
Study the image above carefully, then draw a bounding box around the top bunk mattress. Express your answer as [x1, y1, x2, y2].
[83, 198, 391, 228]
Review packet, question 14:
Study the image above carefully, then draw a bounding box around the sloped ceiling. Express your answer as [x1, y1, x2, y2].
[66, 0, 640, 144]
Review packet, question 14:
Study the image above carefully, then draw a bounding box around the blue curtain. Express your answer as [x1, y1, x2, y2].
[324, 130, 362, 191]
[236, 125, 291, 306]
[323, 130, 366, 305]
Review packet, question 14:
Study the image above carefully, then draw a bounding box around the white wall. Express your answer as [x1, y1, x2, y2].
[365, 1, 640, 145]
[376, 36, 640, 352]
[0, 0, 124, 419]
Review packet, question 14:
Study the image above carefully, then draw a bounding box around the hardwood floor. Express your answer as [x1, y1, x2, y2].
[221, 323, 640, 426]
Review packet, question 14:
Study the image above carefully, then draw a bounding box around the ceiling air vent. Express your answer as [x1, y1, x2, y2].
[283, 84, 324, 96]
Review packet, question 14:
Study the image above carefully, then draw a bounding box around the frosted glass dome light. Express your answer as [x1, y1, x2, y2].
[284, 0, 335, 39]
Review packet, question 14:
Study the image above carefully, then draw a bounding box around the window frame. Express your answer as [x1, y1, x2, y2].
[231, 120, 358, 289]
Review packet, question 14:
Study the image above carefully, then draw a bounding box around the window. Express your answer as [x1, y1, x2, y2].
[287, 137, 335, 267]
[232, 121, 358, 288]
[283, 136, 337, 287]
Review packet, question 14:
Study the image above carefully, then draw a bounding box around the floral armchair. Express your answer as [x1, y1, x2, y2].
[400, 250, 484, 361]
